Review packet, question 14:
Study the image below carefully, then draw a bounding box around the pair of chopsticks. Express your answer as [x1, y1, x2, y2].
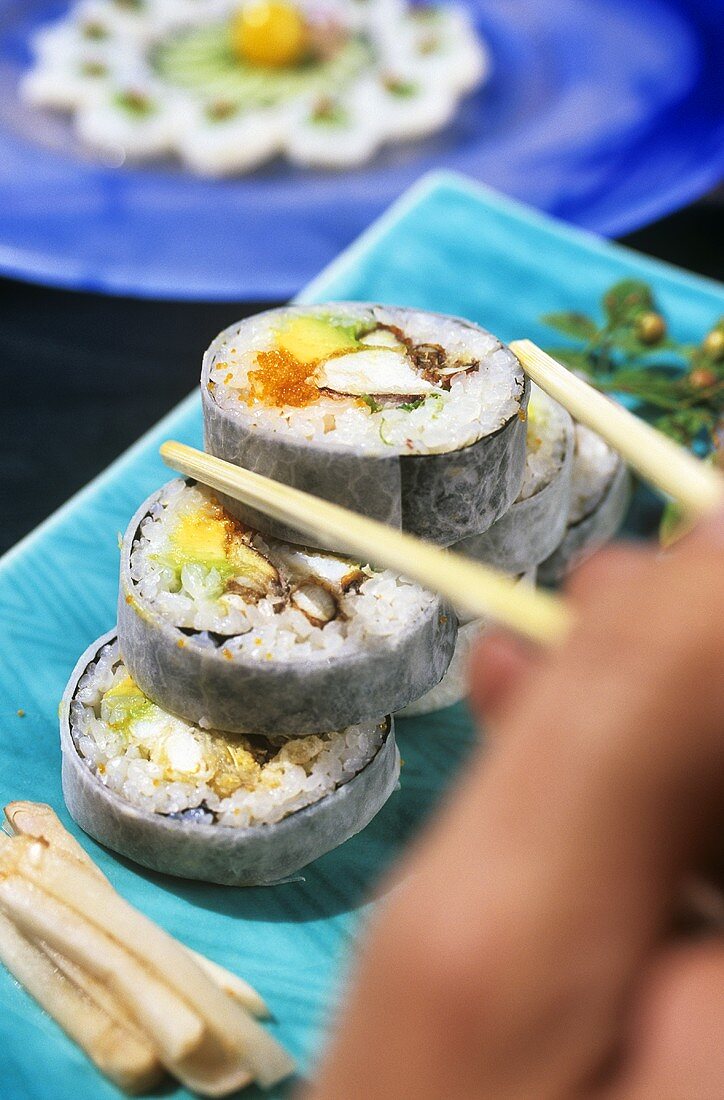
[161, 343, 723, 648]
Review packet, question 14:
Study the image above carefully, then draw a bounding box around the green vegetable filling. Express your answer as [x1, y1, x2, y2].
[114, 90, 155, 117]
[101, 675, 155, 733]
[311, 98, 348, 126]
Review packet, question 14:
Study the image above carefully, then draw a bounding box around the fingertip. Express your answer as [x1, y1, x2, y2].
[564, 541, 650, 602]
[468, 630, 534, 724]
[675, 505, 724, 552]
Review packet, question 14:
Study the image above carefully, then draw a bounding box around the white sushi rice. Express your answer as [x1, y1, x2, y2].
[22, 0, 489, 173]
[399, 570, 536, 715]
[176, 101, 287, 177]
[517, 384, 568, 500]
[129, 480, 437, 656]
[207, 305, 524, 456]
[284, 82, 379, 169]
[71, 640, 386, 827]
[76, 82, 180, 160]
[568, 424, 620, 523]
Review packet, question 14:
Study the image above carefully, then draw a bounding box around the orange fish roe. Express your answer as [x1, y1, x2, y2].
[248, 348, 319, 408]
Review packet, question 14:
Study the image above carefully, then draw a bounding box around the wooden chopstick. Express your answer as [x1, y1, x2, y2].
[160, 441, 573, 647]
[510, 340, 724, 519]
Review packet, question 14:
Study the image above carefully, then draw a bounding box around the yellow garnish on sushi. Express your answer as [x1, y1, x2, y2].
[231, 1, 309, 69]
[276, 315, 359, 364]
[161, 503, 280, 596]
[101, 674, 154, 730]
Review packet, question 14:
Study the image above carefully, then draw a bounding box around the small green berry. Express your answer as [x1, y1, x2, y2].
[702, 328, 724, 361]
[635, 311, 666, 345]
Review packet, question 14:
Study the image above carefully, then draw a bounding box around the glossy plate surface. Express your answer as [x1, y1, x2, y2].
[0, 0, 722, 298]
[1, 173, 722, 1096]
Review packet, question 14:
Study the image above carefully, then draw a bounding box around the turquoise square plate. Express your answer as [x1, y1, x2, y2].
[1, 170, 722, 1098]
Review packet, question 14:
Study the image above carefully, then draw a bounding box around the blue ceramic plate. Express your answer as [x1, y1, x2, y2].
[0, 0, 722, 299]
[1, 172, 722, 1098]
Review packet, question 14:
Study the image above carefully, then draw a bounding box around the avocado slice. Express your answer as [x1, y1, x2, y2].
[160, 506, 280, 597]
[275, 315, 360, 365]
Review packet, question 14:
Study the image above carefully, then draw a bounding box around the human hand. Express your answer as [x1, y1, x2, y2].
[307, 513, 724, 1099]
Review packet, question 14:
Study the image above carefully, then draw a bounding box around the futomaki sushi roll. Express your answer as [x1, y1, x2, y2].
[118, 480, 456, 734]
[455, 386, 574, 573]
[538, 424, 631, 584]
[61, 633, 400, 885]
[202, 304, 529, 547]
[398, 571, 537, 716]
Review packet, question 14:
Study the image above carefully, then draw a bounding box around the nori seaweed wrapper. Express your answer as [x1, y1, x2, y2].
[118, 483, 457, 735]
[201, 307, 529, 549]
[60, 632, 400, 886]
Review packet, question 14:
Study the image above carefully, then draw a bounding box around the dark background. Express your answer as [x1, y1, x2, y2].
[1, 193, 721, 556]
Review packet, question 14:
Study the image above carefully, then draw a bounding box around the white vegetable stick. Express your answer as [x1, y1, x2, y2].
[0, 910, 163, 1094]
[5, 802, 106, 879]
[0, 872, 252, 1097]
[3, 838, 294, 1089]
[187, 949, 270, 1019]
[5, 803, 270, 1018]
[36, 927, 253, 1093]
[42, 941, 149, 1036]
[0, 873, 205, 1065]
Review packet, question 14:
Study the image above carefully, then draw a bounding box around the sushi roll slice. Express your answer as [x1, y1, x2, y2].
[61, 633, 400, 886]
[454, 386, 574, 573]
[176, 100, 286, 176]
[401, 5, 489, 96]
[399, 570, 537, 716]
[91, 0, 158, 44]
[28, 2, 133, 64]
[21, 51, 122, 112]
[370, 70, 457, 144]
[202, 304, 529, 547]
[75, 78, 179, 161]
[538, 424, 632, 585]
[21, 3, 141, 112]
[118, 480, 457, 734]
[284, 88, 379, 169]
[149, 0, 232, 36]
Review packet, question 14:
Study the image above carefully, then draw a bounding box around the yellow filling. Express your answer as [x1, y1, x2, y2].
[276, 315, 359, 364]
[98, 673, 329, 799]
[231, 2, 309, 68]
[159, 502, 279, 596]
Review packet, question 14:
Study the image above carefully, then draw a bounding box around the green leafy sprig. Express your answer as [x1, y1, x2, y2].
[541, 278, 723, 455]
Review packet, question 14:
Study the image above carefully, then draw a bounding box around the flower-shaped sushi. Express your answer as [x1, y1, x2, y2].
[21, 0, 489, 173]
[118, 479, 457, 733]
[61, 633, 400, 884]
[202, 304, 528, 546]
